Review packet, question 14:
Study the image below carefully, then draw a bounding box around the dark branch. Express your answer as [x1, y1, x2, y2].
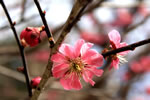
[33, 0, 55, 48]
[52, 0, 93, 53]
[0, 0, 32, 97]
[102, 38, 150, 58]
[31, 0, 93, 100]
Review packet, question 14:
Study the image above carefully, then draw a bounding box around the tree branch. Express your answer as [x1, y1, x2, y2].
[31, 0, 93, 100]
[102, 38, 150, 58]
[0, 0, 32, 97]
[33, 0, 55, 48]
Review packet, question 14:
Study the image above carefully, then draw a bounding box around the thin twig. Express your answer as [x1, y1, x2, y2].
[102, 38, 150, 58]
[33, 0, 55, 48]
[0, 0, 32, 97]
[0, 25, 63, 56]
[31, 0, 93, 100]
[84, 0, 105, 14]
[52, 0, 92, 53]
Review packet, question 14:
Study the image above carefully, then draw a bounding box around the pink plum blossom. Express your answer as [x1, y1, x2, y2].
[20, 26, 44, 47]
[130, 56, 150, 73]
[51, 39, 103, 90]
[108, 30, 129, 69]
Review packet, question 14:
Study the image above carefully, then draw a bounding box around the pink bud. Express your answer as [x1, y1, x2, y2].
[31, 76, 41, 88]
[20, 27, 42, 47]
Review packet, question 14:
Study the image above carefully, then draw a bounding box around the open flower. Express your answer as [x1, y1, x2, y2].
[108, 30, 129, 69]
[20, 26, 44, 47]
[51, 39, 103, 90]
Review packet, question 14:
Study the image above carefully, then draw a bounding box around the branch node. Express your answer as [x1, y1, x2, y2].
[12, 21, 16, 26]
[43, 10, 46, 15]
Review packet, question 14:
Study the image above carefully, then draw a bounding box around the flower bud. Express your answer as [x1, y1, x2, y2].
[31, 76, 41, 88]
[20, 27, 43, 47]
[17, 67, 24, 73]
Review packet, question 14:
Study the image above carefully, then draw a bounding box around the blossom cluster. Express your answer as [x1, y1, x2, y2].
[20, 28, 130, 90]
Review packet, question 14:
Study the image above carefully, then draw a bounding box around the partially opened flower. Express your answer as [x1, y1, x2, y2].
[51, 39, 103, 90]
[20, 26, 44, 47]
[108, 30, 129, 69]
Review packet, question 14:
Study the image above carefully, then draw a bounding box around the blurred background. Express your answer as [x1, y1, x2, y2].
[0, 0, 150, 100]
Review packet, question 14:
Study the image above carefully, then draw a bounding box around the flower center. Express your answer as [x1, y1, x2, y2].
[72, 63, 82, 71]
[111, 54, 118, 60]
[69, 58, 84, 73]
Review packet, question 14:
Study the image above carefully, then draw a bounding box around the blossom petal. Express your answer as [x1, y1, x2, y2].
[110, 58, 120, 70]
[60, 77, 72, 90]
[51, 53, 67, 63]
[60, 73, 82, 90]
[81, 43, 94, 57]
[52, 63, 69, 78]
[74, 39, 85, 57]
[86, 67, 103, 77]
[82, 70, 95, 86]
[81, 49, 97, 60]
[71, 73, 82, 90]
[59, 44, 75, 59]
[83, 51, 103, 67]
[118, 42, 130, 55]
[108, 30, 121, 45]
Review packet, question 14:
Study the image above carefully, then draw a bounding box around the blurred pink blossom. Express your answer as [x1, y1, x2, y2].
[130, 56, 150, 73]
[111, 8, 132, 27]
[146, 86, 150, 95]
[80, 31, 108, 45]
[138, 4, 149, 17]
[30, 50, 49, 62]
